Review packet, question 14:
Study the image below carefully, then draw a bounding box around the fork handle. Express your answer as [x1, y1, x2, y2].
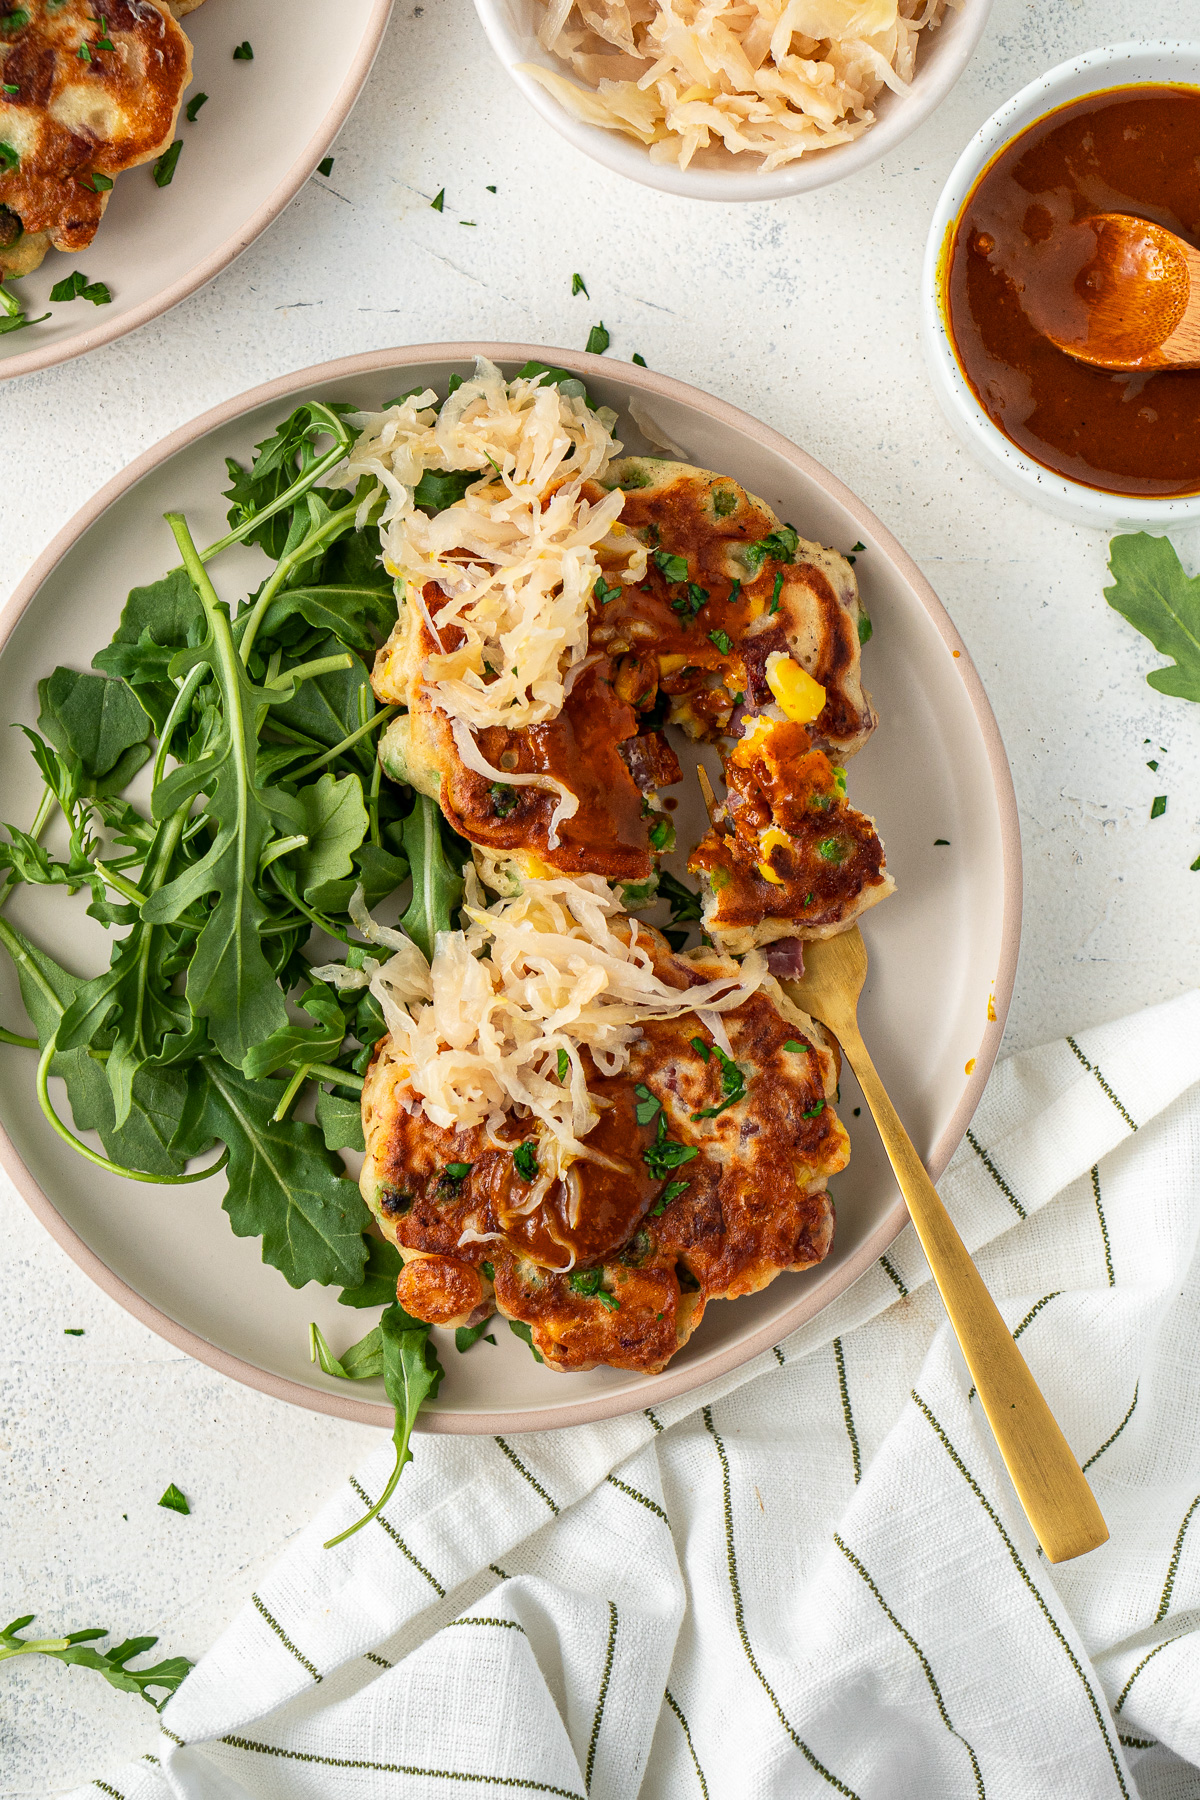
[840, 1024, 1108, 1563]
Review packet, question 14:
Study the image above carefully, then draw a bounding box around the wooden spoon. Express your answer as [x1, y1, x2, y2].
[1039, 212, 1200, 371]
[789, 927, 1108, 1564]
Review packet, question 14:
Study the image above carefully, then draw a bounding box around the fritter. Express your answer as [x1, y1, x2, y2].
[689, 716, 893, 956]
[360, 935, 847, 1375]
[0, 0, 196, 279]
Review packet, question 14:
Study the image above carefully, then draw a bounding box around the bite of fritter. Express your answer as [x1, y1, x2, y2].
[360, 936, 848, 1375]
[689, 716, 893, 956]
[0, 0, 195, 279]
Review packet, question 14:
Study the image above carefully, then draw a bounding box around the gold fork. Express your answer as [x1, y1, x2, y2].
[790, 927, 1108, 1564]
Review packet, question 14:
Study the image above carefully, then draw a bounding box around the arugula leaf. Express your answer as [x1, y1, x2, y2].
[324, 1301, 443, 1546]
[509, 1317, 544, 1363]
[241, 981, 345, 1079]
[399, 793, 465, 961]
[514, 361, 598, 411]
[305, 841, 409, 915]
[287, 772, 369, 899]
[270, 636, 375, 757]
[1105, 533, 1200, 701]
[659, 870, 703, 924]
[37, 668, 152, 783]
[253, 583, 395, 658]
[456, 1316, 495, 1352]
[338, 1234, 402, 1307]
[197, 1059, 370, 1289]
[316, 1086, 366, 1153]
[310, 1319, 384, 1379]
[585, 322, 610, 355]
[412, 469, 477, 514]
[0, 1615, 191, 1711]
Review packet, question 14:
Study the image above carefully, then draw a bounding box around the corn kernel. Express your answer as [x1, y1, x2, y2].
[757, 826, 792, 885]
[765, 651, 826, 724]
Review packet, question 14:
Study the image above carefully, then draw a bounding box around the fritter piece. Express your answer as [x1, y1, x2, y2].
[0, 0, 193, 279]
[690, 717, 893, 956]
[594, 457, 877, 757]
[360, 937, 848, 1374]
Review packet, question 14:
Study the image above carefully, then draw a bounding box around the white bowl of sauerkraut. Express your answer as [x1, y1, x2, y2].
[473, 0, 993, 200]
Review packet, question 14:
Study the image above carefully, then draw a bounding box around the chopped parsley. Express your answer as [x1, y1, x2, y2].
[648, 817, 674, 852]
[64, 1327, 84, 1336]
[438, 1160, 473, 1194]
[49, 271, 110, 305]
[509, 1319, 544, 1362]
[556, 1047, 569, 1083]
[459, 220, 476, 227]
[802, 1100, 825, 1119]
[486, 184, 497, 193]
[818, 837, 846, 863]
[153, 140, 182, 187]
[186, 92, 208, 121]
[512, 1141, 539, 1182]
[2, 83, 17, 95]
[934, 838, 950, 846]
[769, 570, 783, 614]
[0, 9, 29, 31]
[431, 187, 445, 211]
[632, 352, 647, 366]
[744, 524, 799, 574]
[0, 140, 16, 173]
[1147, 759, 1159, 771]
[690, 1036, 710, 1062]
[653, 548, 688, 583]
[586, 321, 610, 355]
[634, 1083, 661, 1125]
[1192, 853, 1200, 872]
[643, 1113, 699, 1177]
[691, 1045, 747, 1120]
[727, 579, 742, 604]
[1151, 795, 1167, 819]
[318, 155, 334, 177]
[84, 171, 113, 192]
[650, 1178, 689, 1217]
[571, 272, 588, 296]
[846, 540, 865, 564]
[157, 1484, 189, 1515]
[489, 782, 517, 818]
[233, 39, 254, 59]
[708, 628, 732, 655]
[672, 583, 707, 621]
[77, 40, 91, 59]
[94, 17, 114, 49]
[593, 575, 622, 605]
[783, 1040, 808, 1054]
[568, 1268, 620, 1311]
[712, 487, 737, 518]
[481, 1262, 495, 1282]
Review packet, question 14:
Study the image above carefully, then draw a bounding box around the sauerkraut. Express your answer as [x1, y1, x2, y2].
[341, 357, 646, 736]
[524, 0, 953, 172]
[361, 870, 765, 1165]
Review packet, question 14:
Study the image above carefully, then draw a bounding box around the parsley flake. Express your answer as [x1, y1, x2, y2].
[49, 271, 110, 305]
[0, 138, 15, 171]
[634, 1082, 661, 1125]
[438, 1161, 473, 1194]
[556, 1047, 569, 1083]
[486, 184, 497, 192]
[650, 1178, 689, 1217]
[691, 1045, 747, 1120]
[431, 187, 445, 211]
[782, 1040, 808, 1054]
[186, 92, 208, 121]
[153, 140, 182, 187]
[586, 321, 610, 355]
[318, 155, 334, 177]
[233, 39, 253, 59]
[727, 579, 742, 604]
[802, 1100, 825, 1119]
[77, 40, 91, 59]
[1151, 795, 1167, 819]
[632, 352, 647, 366]
[64, 1327, 84, 1335]
[593, 575, 622, 605]
[513, 1141, 538, 1182]
[769, 570, 783, 614]
[571, 272, 588, 296]
[709, 628, 732, 655]
[744, 524, 799, 574]
[157, 1484, 189, 1515]
[690, 1036, 711, 1062]
[643, 1111, 699, 1176]
[653, 548, 689, 584]
[858, 613, 873, 645]
[84, 171, 113, 191]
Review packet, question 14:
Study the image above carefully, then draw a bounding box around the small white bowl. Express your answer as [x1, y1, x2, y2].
[921, 41, 1200, 529]
[473, 0, 994, 202]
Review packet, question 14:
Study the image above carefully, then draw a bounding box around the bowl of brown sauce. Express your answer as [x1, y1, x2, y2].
[922, 44, 1200, 525]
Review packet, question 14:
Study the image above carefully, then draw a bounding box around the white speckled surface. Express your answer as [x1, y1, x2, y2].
[2, 1, 1199, 1790]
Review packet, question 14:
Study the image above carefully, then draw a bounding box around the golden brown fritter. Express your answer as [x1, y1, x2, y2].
[0, 0, 195, 278]
[689, 718, 893, 956]
[360, 935, 848, 1374]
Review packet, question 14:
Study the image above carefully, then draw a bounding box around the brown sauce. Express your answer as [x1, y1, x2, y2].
[945, 85, 1200, 496]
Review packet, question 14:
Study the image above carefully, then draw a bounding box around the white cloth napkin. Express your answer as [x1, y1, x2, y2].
[67, 992, 1200, 1800]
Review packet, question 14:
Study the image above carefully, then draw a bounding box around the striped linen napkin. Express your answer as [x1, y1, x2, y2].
[66, 991, 1200, 1800]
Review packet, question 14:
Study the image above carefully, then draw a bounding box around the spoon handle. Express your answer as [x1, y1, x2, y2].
[839, 1020, 1108, 1563]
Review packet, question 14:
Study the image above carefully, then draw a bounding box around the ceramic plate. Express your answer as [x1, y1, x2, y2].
[0, 343, 1021, 1432]
[0, 0, 393, 383]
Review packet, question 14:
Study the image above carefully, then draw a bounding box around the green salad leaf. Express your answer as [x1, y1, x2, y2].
[0, 1615, 192, 1711]
[1106, 532, 1200, 701]
[324, 1302, 444, 1547]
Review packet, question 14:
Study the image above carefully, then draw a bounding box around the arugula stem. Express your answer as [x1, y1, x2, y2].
[369, 755, 382, 850]
[36, 1040, 230, 1184]
[0, 1026, 38, 1048]
[302, 1063, 364, 1091]
[325, 1455, 405, 1548]
[236, 501, 363, 665]
[289, 705, 398, 782]
[0, 1637, 74, 1661]
[270, 651, 355, 688]
[272, 1062, 311, 1123]
[152, 664, 207, 788]
[0, 786, 59, 914]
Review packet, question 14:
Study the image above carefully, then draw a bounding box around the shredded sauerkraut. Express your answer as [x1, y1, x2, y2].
[524, 0, 953, 172]
[365, 869, 765, 1165]
[341, 357, 646, 738]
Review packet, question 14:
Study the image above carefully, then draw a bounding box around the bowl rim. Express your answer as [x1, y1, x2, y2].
[0, 0, 395, 386]
[0, 341, 1023, 1433]
[921, 39, 1200, 524]
[471, 0, 995, 202]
